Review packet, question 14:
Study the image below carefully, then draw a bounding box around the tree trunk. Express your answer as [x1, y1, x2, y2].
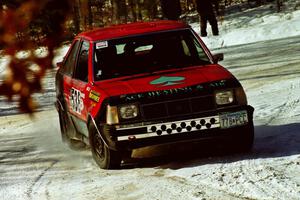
[112, 0, 120, 24]
[112, 0, 127, 24]
[93, 0, 105, 26]
[87, 0, 93, 28]
[73, 0, 80, 33]
[128, 0, 137, 22]
[137, 0, 143, 21]
[119, 0, 127, 23]
[144, 0, 158, 20]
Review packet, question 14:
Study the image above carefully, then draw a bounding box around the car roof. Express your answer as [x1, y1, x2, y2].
[76, 20, 190, 42]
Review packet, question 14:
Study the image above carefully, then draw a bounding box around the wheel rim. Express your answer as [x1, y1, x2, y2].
[93, 133, 105, 161]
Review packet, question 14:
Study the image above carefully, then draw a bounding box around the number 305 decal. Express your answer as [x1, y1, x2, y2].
[70, 88, 84, 114]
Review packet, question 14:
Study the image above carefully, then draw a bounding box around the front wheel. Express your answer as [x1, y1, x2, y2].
[89, 123, 121, 169]
[224, 124, 254, 154]
[239, 125, 254, 152]
[235, 124, 254, 153]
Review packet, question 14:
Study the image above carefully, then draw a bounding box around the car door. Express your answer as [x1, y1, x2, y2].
[70, 40, 90, 120]
[63, 39, 91, 136]
[61, 39, 80, 113]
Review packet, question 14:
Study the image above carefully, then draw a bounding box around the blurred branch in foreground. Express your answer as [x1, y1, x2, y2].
[0, 0, 71, 113]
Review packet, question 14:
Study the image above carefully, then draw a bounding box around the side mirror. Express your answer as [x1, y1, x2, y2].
[57, 61, 63, 68]
[212, 53, 224, 64]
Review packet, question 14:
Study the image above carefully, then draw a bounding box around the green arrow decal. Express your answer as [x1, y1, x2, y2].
[150, 76, 185, 86]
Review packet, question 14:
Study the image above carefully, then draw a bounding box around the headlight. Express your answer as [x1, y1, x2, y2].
[119, 104, 139, 119]
[215, 90, 234, 105]
[106, 105, 119, 125]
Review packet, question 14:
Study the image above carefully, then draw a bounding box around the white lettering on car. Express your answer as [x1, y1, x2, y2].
[70, 88, 84, 114]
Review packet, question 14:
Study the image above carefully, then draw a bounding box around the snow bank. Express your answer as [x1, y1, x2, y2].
[192, 6, 300, 49]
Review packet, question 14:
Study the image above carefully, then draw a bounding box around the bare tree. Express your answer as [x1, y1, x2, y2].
[73, 0, 81, 33]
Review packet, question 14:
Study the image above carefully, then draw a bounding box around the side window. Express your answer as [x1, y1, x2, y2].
[193, 37, 210, 62]
[63, 40, 80, 76]
[74, 41, 90, 82]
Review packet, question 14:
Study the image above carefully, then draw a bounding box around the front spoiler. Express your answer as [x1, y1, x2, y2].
[98, 105, 254, 151]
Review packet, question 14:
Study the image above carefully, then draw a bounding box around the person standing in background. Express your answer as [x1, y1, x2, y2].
[195, 0, 219, 37]
[160, 0, 182, 20]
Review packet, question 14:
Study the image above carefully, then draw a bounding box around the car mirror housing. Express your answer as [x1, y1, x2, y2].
[212, 53, 224, 64]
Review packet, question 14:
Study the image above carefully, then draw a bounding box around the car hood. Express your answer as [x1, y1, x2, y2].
[94, 64, 235, 97]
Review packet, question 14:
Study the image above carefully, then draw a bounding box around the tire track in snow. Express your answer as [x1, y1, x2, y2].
[26, 160, 58, 200]
[239, 162, 279, 199]
[245, 163, 299, 199]
[267, 81, 300, 125]
[217, 159, 300, 200]
[205, 161, 257, 199]
[174, 155, 300, 200]
[148, 166, 247, 200]
[45, 179, 52, 200]
[165, 173, 248, 199]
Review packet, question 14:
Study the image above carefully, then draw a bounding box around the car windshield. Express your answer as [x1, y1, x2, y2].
[93, 29, 211, 81]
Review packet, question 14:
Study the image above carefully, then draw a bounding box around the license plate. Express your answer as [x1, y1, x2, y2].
[220, 111, 248, 129]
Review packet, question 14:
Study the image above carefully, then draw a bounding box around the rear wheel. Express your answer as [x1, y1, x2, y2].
[89, 123, 121, 169]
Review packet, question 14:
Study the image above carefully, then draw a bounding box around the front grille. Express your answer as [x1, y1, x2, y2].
[142, 102, 168, 119]
[141, 95, 215, 120]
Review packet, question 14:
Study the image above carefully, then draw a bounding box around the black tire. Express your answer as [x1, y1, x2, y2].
[89, 123, 121, 169]
[58, 107, 68, 142]
[224, 124, 254, 154]
[237, 124, 254, 152]
[58, 107, 86, 150]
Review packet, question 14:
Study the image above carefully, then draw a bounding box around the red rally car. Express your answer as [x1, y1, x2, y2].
[55, 20, 254, 169]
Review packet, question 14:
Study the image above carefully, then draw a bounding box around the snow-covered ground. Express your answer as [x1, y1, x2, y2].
[1, 1, 300, 199]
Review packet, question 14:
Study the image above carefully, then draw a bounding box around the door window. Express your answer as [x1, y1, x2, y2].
[63, 40, 80, 76]
[74, 40, 90, 82]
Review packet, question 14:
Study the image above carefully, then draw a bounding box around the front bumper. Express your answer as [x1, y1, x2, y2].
[100, 105, 254, 151]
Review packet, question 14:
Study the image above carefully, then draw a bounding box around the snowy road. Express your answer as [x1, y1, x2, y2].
[1, 36, 300, 200]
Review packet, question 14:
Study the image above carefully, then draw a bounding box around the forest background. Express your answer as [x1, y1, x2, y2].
[0, 0, 285, 113]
